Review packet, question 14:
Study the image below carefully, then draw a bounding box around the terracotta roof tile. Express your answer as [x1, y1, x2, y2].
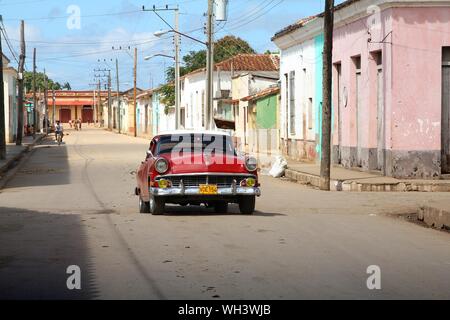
[241, 86, 280, 102]
[182, 54, 280, 78]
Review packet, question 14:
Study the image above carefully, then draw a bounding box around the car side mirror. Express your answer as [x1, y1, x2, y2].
[146, 150, 153, 159]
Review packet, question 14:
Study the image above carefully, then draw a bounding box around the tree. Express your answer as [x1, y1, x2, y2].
[160, 36, 256, 106]
[214, 35, 256, 63]
[62, 82, 72, 90]
[24, 71, 70, 92]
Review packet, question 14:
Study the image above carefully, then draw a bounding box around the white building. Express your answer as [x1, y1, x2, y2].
[136, 90, 153, 138]
[2, 54, 18, 143]
[152, 89, 175, 134]
[272, 17, 324, 162]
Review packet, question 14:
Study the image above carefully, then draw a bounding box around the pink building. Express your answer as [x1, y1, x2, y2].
[329, 0, 450, 178]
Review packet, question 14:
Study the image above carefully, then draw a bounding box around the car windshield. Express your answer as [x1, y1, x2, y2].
[156, 134, 236, 156]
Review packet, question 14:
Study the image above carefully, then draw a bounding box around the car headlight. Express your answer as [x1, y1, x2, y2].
[244, 156, 258, 172]
[240, 177, 256, 187]
[155, 158, 169, 174]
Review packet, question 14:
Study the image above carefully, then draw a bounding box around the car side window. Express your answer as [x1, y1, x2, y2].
[149, 140, 156, 156]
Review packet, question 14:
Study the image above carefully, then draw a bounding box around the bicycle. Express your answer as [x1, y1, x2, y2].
[56, 132, 63, 146]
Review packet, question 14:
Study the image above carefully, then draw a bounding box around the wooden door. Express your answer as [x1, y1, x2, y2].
[59, 109, 71, 123]
[82, 108, 93, 123]
[442, 48, 450, 173]
[356, 72, 363, 167]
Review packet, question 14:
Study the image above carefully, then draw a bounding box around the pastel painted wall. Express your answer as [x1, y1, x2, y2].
[314, 34, 324, 157]
[256, 94, 278, 129]
[152, 91, 175, 134]
[332, 5, 450, 178]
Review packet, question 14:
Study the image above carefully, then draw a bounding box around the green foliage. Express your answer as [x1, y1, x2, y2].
[24, 71, 71, 92]
[159, 36, 255, 107]
[159, 83, 175, 111]
[214, 35, 256, 63]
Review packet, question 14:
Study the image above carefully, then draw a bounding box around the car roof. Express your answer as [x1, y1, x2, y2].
[156, 129, 231, 137]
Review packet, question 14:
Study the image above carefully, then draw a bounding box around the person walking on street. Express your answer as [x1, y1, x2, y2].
[78, 118, 82, 130]
[54, 120, 64, 142]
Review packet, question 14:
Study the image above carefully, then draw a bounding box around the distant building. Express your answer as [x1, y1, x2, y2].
[179, 54, 280, 131]
[240, 85, 281, 155]
[231, 72, 279, 152]
[136, 90, 153, 138]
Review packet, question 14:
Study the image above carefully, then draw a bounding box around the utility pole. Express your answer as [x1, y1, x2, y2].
[98, 80, 101, 126]
[0, 16, 5, 160]
[133, 47, 137, 137]
[108, 70, 112, 130]
[32, 48, 37, 138]
[116, 58, 121, 134]
[43, 68, 48, 135]
[16, 20, 25, 146]
[205, 0, 215, 130]
[174, 7, 180, 130]
[319, 0, 335, 191]
[52, 89, 56, 124]
[93, 86, 96, 125]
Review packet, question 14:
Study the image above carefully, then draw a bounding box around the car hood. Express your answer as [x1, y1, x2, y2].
[160, 153, 250, 175]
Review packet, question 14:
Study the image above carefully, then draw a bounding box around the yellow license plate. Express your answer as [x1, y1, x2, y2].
[199, 184, 218, 195]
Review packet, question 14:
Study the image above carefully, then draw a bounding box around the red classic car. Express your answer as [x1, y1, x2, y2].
[135, 130, 261, 215]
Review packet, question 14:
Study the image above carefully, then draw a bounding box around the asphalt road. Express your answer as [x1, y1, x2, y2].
[0, 127, 449, 299]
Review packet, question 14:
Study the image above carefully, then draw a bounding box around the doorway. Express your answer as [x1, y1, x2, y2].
[354, 56, 363, 167]
[442, 48, 450, 174]
[82, 107, 94, 123]
[59, 109, 71, 123]
[374, 51, 385, 172]
[335, 63, 343, 164]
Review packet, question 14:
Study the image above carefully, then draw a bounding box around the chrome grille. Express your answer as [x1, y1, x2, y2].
[158, 174, 254, 188]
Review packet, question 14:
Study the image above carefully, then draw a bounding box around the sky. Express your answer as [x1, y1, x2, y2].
[1, 0, 344, 91]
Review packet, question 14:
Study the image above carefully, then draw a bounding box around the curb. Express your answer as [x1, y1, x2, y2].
[418, 206, 450, 230]
[285, 168, 450, 192]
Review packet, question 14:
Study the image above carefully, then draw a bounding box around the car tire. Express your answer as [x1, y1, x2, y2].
[150, 194, 165, 215]
[214, 201, 228, 213]
[239, 196, 255, 215]
[139, 197, 150, 214]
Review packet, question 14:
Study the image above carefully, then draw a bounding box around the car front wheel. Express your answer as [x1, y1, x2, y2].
[150, 194, 165, 215]
[139, 197, 150, 214]
[239, 196, 255, 215]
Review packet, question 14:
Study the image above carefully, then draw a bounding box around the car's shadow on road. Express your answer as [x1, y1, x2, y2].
[162, 204, 285, 217]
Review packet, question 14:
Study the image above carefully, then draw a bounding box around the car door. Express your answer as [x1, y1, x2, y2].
[139, 139, 159, 201]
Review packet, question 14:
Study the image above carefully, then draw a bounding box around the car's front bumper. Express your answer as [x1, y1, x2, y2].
[151, 186, 261, 197]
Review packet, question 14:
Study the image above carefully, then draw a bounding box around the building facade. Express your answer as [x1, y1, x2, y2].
[273, 22, 324, 163]
[273, 0, 450, 179]
[2, 54, 18, 143]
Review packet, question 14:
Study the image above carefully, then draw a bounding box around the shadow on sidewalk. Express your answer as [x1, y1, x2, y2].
[2, 137, 71, 190]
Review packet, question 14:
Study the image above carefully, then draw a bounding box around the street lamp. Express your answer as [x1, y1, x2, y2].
[144, 53, 175, 61]
[150, 29, 182, 130]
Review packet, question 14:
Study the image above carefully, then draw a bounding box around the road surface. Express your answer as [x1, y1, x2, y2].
[0, 128, 449, 299]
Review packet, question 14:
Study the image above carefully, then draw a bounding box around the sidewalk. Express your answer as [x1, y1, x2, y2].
[0, 134, 44, 177]
[285, 160, 450, 192]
